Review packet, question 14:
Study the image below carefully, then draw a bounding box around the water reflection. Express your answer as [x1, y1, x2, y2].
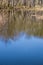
[0, 2, 43, 65]
[0, 9, 43, 39]
[0, 1, 43, 65]
[0, 33, 43, 65]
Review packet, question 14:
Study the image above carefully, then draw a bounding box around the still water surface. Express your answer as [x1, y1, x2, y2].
[0, 10, 43, 65]
[0, 33, 43, 65]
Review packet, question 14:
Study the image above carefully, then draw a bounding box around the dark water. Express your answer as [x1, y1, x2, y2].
[0, 10, 43, 65]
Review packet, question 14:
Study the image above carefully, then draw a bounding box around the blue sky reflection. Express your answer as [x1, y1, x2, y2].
[0, 34, 43, 65]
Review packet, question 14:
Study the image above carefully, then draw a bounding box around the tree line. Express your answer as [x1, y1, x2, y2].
[0, 0, 43, 9]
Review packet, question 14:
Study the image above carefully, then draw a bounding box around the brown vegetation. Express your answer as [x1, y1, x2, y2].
[0, 0, 43, 38]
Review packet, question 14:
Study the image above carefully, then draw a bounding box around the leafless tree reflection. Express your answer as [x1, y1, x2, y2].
[0, 9, 43, 39]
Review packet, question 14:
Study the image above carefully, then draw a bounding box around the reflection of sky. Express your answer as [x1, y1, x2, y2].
[0, 33, 43, 65]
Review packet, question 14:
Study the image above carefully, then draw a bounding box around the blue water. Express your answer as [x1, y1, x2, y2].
[0, 34, 43, 65]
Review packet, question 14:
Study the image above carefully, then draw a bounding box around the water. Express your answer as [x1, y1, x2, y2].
[0, 9, 43, 65]
[0, 33, 43, 65]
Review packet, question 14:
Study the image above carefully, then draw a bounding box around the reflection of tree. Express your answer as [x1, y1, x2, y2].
[0, 9, 43, 39]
